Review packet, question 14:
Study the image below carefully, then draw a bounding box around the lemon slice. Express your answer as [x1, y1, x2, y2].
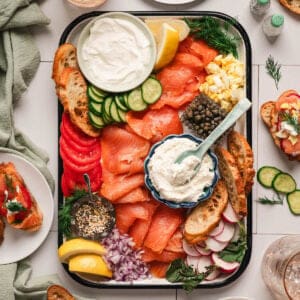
[69, 254, 112, 278]
[145, 18, 190, 42]
[58, 238, 106, 263]
[154, 23, 180, 70]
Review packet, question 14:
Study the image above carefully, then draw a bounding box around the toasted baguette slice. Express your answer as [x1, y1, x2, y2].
[260, 101, 275, 128]
[279, 0, 300, 14]
[0, 217, 4, 245]
[0, 162, 43, 232]
[47, 284, 75, 300]
[184, 180, 228, 244]
[52, 43, 78, 86]
[227, 131, 255, 195]
[215, 147, 247, 218]
[58, 67, 100, 137]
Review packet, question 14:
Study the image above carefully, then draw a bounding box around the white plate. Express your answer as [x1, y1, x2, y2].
[153, 0, 197, 4]
[0, 153, 54, 264]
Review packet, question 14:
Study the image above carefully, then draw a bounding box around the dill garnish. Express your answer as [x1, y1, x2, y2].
[265, 55, 282, 90]
[185, 17, 240, 58]
[279, 111, 300, 134]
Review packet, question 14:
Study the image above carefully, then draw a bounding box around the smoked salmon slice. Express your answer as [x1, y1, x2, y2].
[115, 202, 150, 234]
[128, 199, 159, 248]
[126, 106, 183, 143]
[165, 228, 184, 253]
[149, 262, 170, 278]
[101, 125, 150, 175]
[100, 168, 144, 201]
[143, 205, 184, 254]
[142, 247, 186, 263]
[113, 187, 149, 204]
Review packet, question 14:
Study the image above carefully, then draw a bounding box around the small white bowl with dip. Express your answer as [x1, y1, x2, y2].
[77, 12, 157, 93]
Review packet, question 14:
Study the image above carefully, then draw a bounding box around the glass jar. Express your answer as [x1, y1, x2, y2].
[262, 14, 284, 38]
[250, 0, 270, 16]
[261, 236, 300, 300]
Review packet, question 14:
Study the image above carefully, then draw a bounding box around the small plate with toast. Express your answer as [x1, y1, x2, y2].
[0, 153, 54, 264]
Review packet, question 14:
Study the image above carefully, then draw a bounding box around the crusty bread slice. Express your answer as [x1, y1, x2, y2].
[279, 0, 300, 14]
[52, 43, 78, 86]
[184, 180, 228, 244]
[58, 67, 100, 137]
[0, 217, 4, 245]
[215, 147, 247, 218]
[47, 284, 75, 300]
[260, 101, 275, 128]
[227, 131, 255, 195]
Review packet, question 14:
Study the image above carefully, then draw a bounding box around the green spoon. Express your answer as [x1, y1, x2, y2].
[175, 98, 252, 174]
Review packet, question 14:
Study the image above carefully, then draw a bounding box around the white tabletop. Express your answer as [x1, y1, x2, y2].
[15, 0, 300, 299]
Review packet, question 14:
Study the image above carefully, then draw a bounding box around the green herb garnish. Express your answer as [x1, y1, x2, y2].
[219, 222, 247, 263]
[58, 190, 87, 238]
[279, 111, 300, 134]
[5, 175, 14, 193]
[5, 201, 26, 212]
[265, 55, 282, 90]
[257, 194, 283, 205]
[185, 17, 240, 58]
[166, 258, 214, 293]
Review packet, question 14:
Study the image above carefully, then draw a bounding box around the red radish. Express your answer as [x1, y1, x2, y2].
[186, 255, 201, 271]
[211, 253, 240, 273]
[214, 223, 235, 243]
[196, 256, 212, 273]
[205, 268, 221, 281]
[222, 202, 239, 223]
[205, 237, 228, 252]
[182, 239, 200, 256]
[209, 219, 225, 237]
[194, 244, 212, 256]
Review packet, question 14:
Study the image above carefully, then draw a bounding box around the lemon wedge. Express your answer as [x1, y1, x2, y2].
[58, 238, 106, 263]
[145, 18, 190, 42]
[154, 23, 180, 70]
[69, 254, 112, 278]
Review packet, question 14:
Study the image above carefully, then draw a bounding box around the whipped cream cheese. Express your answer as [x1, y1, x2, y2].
[82, 17, 152, 89]
[148, 137, 215, 203]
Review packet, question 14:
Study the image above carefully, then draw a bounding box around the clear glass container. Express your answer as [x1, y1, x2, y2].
[250, 0, 270, 16]
[262, 14, 284, 38]
[261, 236, 300, 300]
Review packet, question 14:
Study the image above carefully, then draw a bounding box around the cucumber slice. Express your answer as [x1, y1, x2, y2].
[117, 108, 127, 123]
[141, 77, 162, 104]
[287, 190, 300, 215]
[102, 97, 113, 123]
[110, 101, 122, 123]
[88, 111, 105, 128]
[89, 101, 102, 116]
[257, 166, 281, 188]
[90, 85, 108, 98]
[87, 86, 105, 103]
[272, 173, 296, 194]
[127, 88, 148, 111]
[115, 95, 128, 111]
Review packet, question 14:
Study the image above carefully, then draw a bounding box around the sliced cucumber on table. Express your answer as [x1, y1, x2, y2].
[272, 173, 296, 194]
[257, 166, 282, 188]
[127, 88, 148, 111]
[141, 77, 162, 104]
[287, 190, 300, 215]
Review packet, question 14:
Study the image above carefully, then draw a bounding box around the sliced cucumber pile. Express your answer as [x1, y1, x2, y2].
[87, 77, 162, 129]
[287, 190, 300, 215]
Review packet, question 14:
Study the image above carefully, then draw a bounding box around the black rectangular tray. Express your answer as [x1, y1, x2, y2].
[57, 10, 252, 289]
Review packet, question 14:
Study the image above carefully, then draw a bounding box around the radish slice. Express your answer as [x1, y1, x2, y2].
[186, 255, 201, 271]
[222, 202, 239, 223]
[194, 244, 212, 256]
[196, 256, 212, 273]
[182, 239, 200, 256]
[205, 237, 228, 252]
[205, 268, 221, 281]
[209, 219, 225, 237]
[211, 253, 240, 273]
[214, 222, 235, 243]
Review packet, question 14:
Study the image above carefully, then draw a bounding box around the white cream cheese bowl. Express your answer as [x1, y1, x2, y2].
[76, 12, 157, 93]
[144, 134, 219, 209]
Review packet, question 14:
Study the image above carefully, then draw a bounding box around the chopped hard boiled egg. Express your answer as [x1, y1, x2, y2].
[199, 54, 245, 111]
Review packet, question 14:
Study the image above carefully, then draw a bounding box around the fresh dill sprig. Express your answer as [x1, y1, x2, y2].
[257, 193, 283, 205]
[184, 16, 240, 58]
[265, 55, 282, 90]
[279, 111, 300, 134]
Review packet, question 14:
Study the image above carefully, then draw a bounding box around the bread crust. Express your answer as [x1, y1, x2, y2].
[279, 0, 300, 14]
[184, 180, 228, 244]
[215, 147, 247, 218]
[227, 131, 255, 195]
[47, 284, 75, 300]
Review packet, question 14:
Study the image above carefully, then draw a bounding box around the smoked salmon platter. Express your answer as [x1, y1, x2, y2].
[55, 11, 253, 290]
